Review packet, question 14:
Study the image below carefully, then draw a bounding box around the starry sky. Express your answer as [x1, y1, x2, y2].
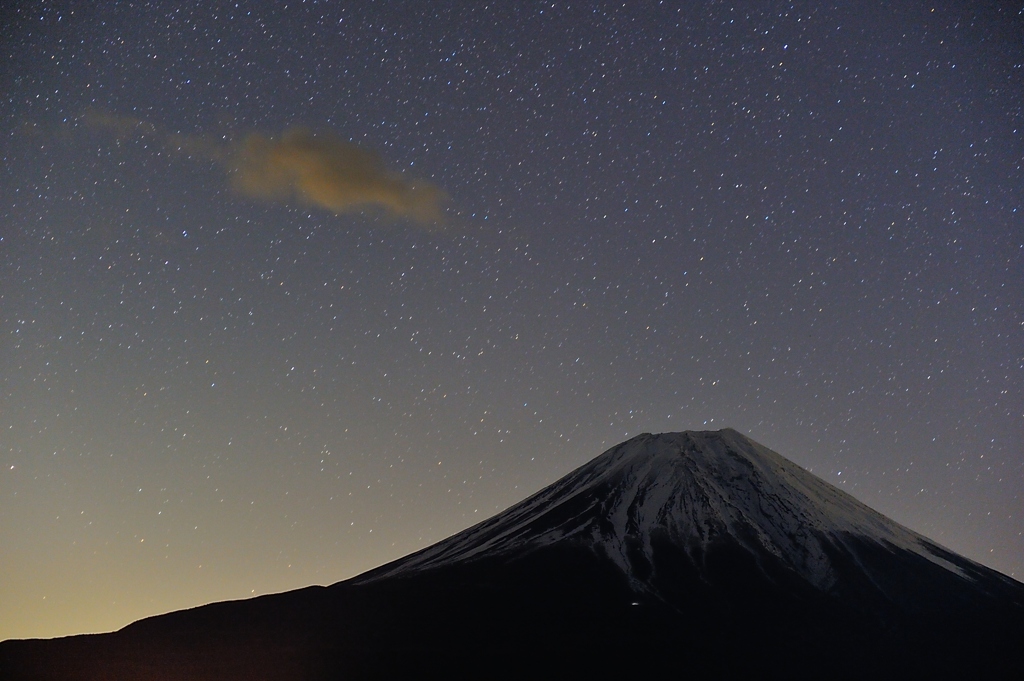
[2, 1, 1022, 640]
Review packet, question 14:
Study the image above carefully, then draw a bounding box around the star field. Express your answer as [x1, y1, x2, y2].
[1, 1, 1022, 639]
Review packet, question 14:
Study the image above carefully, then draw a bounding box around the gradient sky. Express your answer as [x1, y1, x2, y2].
[2, 1, 1022, 641]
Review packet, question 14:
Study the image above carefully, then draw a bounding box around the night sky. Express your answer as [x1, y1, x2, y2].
[2, 1, 1022, 640]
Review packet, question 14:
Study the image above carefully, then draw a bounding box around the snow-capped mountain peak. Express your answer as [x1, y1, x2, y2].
[359, 429, 994, 595]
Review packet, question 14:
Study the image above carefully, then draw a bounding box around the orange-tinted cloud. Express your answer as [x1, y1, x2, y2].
[230, 128, 445, 224]
[80, 110, 446, 225]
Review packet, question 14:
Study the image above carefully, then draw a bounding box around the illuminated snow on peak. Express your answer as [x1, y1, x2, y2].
[360, 429, 972, 592]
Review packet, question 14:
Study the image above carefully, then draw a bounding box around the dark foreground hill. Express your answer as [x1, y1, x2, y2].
[3, 429, 1023, 679]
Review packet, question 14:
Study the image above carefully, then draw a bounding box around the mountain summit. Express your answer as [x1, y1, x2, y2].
[360, 429, 1000, 595]
[3, 429, 1023, 679]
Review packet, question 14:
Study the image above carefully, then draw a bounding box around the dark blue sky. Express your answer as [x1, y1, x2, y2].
[2, 0, 1022, 639]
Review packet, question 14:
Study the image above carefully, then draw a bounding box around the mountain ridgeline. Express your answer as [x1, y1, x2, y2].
[3, 429, 1023, 679]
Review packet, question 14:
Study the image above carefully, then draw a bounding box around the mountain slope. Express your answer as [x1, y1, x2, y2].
[360, 429, 1005, 595]
[3, 429, 1023, 679]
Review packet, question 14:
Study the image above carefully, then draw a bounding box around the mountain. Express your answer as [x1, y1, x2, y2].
[3, 429, 1023, 679]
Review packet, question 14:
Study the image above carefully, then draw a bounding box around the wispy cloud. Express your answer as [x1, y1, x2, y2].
[231, 128, 445, 223]
[82, 108, 160, 140]
[81, 109, 447, 225]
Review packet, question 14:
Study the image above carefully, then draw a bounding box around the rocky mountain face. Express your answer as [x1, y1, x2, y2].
[3, 429, 1023, 679]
